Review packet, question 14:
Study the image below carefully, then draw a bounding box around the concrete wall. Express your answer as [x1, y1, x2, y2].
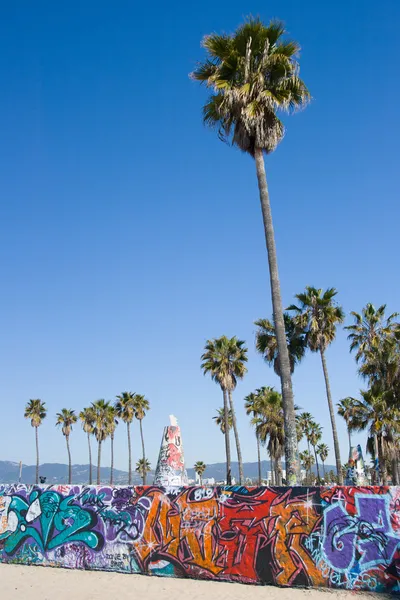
[1, 484, 399, 592]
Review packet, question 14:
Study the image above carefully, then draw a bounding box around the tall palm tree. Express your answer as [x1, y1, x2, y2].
[308, 422, 322, 482]
[345, 303, 399, 364]
[55, 409, 77, 485]
[201, 336, 248, 484]
[136, 458, 151, 482]
[79, 407, 95, 485]
[194, 461, 207, 485]
[299, 450, 315, 482]
[255, 314, 306, 376]
[192, 18, 310, 485]
[288, 287, 345, 483]
[337, 397, 358, 456]
[213, 407, 233, 434]
[244, 390, 263, 485]
[115, 392, 135, 485]
[105, 405, 118, 485]
[24, 399, 47, 484]
[91, 399, 110, 485]
[317, 443, 329, 480]
[133, 394, 150, 484]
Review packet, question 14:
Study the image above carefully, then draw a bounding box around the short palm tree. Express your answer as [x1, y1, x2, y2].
[24, 399, 47, 484]
[105, 405, 118, 485]
[115, 392, 136, 485]
[213, 407, 233, 434]
[194, 461, 207, 485]
[201, 336, 248, 484]
[252, 387, 284, 485]
[55, 409, 77, 485]
[192, 18, 310, 484]
[317, 443, 329, 480]
[337, 397, 358, 456]
[136, 458, 151, 482]
[346, 389, 399, 485]
[288, 287, 345, 483]
[297, 412, 314, 456]
[300, 450, 315, 482]
[133, 394, 150, 484]
[345, 303, 399, 364]
[79, 407, 95, 485]
[255, 314, 306, 376]
[308, 422, 322, 483]
[91, 399, 110, 485]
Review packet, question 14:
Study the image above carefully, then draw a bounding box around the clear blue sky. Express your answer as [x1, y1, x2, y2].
[1, 0, 399, 473]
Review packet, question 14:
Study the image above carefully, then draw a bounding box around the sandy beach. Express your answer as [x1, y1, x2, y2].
[0, 564, 387, 600]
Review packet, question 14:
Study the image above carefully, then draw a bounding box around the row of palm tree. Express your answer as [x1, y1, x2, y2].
[202, 287, 345, 485]
[203, 298, 400, 487]
[24, 392, 150, 485]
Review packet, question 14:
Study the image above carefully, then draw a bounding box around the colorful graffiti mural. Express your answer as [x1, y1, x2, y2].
[1, 484, 400, 592]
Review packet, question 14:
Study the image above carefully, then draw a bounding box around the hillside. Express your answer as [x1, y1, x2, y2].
[0, 460, 335, 485]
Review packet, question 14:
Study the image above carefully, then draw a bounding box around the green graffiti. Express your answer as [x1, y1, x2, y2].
[0, 490, 103, 555]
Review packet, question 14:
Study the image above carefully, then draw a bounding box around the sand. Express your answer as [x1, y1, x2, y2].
[0, 564, 387, 600]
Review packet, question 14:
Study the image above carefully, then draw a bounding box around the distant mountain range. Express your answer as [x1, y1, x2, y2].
[0, 460, 336, 485]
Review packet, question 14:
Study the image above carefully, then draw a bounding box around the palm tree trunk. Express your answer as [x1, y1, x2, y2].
[379, 434, 388, 485]
[97, 440, 102, 485]
[228, 390, 243, 485]
[348, 428, 352, 458]
[313, 446, 321, 483]
[320, 349, 343, 484]
[391, 458, 398, 485]
[139, 419, 146, 485]
[374, 434, 380, 484]
[256, 434, 262, 486]
[277, 456, 283, 485]
[270, 456, 275, 485]
[222, 388, 232, 485]
[35, 426, 39, 485]
[66, 435, 72, 485]
[322, 460, 326, 480]
[254, 147, 299, 485]
[127, 422, 132, 486]
[110, 434, 114, 485]
[87, 432, 92, 485]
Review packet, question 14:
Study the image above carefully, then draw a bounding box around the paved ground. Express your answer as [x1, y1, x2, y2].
[0, 564, 389, 600]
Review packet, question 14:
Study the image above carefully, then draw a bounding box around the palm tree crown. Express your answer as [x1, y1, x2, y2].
[345, 303, 399, 364]
[255, 314, 306, 376]
[194, 461, 207, 481]
[201, 336, 248, 391]
[24, 399, 47, 427]
[213, 407, 233, 434]
[288, 287, 345, 353]
[191, 17, 310, 156]
[55, 409, 77, 437]
[136, 458, 151, 478]
[133, 394, 150, 421]
[115, 392, 135, 424]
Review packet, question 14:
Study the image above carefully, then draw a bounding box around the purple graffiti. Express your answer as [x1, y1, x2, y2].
[323, 494, 399, 572]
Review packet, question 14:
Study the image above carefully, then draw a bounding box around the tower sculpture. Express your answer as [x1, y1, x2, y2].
[154, 415, 188, 487]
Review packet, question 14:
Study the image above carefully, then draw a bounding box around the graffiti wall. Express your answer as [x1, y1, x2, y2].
[1, 484, 400, 592]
